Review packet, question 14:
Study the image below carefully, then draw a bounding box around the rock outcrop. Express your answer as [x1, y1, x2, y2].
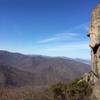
[88, 4, 100, 100]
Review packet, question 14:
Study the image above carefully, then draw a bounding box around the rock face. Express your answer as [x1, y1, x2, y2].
[92, 80, 100, 100]
[88, 4, 100, 100]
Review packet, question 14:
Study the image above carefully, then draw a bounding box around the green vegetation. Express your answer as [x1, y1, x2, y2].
[50, 79, 92, 100]
[0, 78, 92, 100]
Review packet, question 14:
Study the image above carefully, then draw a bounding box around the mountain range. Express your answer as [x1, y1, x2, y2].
[0, 50, 90, 87]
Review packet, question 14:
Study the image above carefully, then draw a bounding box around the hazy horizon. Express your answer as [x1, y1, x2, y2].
[0, 0, 99, 59]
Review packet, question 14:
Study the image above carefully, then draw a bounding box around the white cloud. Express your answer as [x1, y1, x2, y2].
[67, 23, 89, 32]
[35, 23, 90, 59]
[38, 37, 60, 43]
[38, 32, 79, 43]
[38, 23, 88, 44]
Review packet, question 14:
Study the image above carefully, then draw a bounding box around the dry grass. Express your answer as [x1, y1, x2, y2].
[0, 79, 92, 100]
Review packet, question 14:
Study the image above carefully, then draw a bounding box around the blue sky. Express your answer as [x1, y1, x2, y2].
[0, 0, 99, 59]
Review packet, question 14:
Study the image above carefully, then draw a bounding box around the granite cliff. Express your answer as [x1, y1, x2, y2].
[88, 4, 100, 100]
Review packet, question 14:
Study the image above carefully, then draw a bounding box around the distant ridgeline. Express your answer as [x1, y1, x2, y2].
[87, 4, 100, 100]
